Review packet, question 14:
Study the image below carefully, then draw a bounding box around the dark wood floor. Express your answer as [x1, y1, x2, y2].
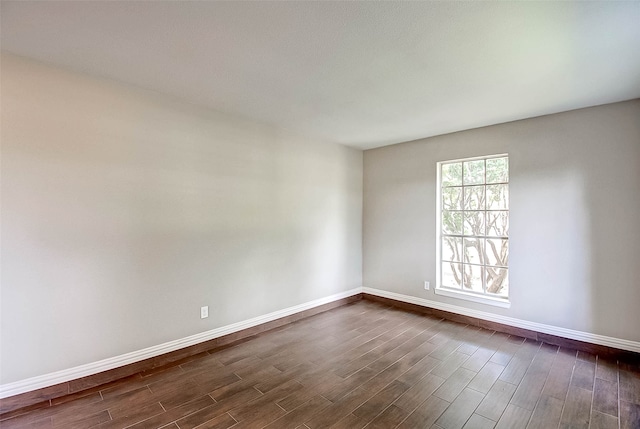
[1, 300, 639, 429]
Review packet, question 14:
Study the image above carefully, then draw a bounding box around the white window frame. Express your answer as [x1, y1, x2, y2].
[435, 154, 511, 308]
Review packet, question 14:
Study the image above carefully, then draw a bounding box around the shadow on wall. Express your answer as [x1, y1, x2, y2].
[511, 154, 592, 334]
[511, 105, 640, 342]
[580, 115, 640, 342]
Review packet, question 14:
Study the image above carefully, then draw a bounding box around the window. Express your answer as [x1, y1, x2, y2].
[436, 155, 509, 306]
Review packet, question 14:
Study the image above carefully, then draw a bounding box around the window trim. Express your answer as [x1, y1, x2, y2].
[435, 154, 510, 308]
[434, 286, 511, 308]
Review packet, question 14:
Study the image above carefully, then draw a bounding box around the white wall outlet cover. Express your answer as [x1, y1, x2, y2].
[200, 306, 209, 319]
[424, 281, 430, 290]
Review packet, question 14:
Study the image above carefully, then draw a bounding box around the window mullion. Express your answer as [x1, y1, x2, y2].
[439, 156, 508, 300]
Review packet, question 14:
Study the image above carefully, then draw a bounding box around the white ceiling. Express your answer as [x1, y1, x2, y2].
[2, 1, 639, 150]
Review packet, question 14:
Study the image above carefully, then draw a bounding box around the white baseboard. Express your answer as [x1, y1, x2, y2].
[0, 288, 362, 399]
[4, 286, 638, 400]
[363, 287, 640, 354]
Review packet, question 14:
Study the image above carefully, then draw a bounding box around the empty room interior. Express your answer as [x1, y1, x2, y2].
[1, 1, 639, 429]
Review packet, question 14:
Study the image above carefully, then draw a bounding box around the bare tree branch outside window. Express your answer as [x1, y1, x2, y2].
[439, 156, 509, 298]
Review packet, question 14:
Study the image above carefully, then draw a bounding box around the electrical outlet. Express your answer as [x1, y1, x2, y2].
[424, 281, 430, 290]
[200, 306, 209, 319]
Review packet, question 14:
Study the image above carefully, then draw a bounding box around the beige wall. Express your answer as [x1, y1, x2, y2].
[2, 51, 639, 388]
[0, 54, 363, 384]
[364, 99, 640, 343]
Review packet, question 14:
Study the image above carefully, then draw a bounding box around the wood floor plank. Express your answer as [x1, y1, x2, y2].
[430, 352, 470, 380]
[227, 379, 302, 423]
[526, 395, 564, 429]
[52, 409, 110, 429]
[556, 347, 578, 364]
[528, 345, 556, 375]
[595, 358, 618, 383]
[148, 378, 205, 411]
[489, 339, 520, 366]
[494, 404, 531, 429]
[321, 367, 378, 402]
[428, 330, 455, 347]
[0, 399, 83, 428]
[366, 338, 438, 374]
[328, 336, 393, 369]
[538, 343, 559, 355]
[352, 379, 410, 421]
[188, 413, 237, 429]
[209, 367, 280, 401]
[276, 388, 317, 413]
[50, 390, 102, 407]
[180, 354, 225, 374]
[47, 401, 112, 428]
[262, 395, 331, 429]
[361, 348, 436, 395]
[475, 380, 517, 422]
[173, 389, 262, 429]
[396, 395, 450, 429]
[571, 360, 596, 391]
[462, 347, 498, 373]
[434, 388, 484, 429]
[620, 401, 640, 429]
[498, 356, 532, 386]
[395, 355, 441, 386]
[509, 376, 546, 412]
[327, 413, 368, 429]
[619, 368, 640, 405]
[126, 395, 215, 429]
[559, 386, 592, 429]
[312, 318, 402, 366]
[393, 373, 446, 414]
[226, 402, 285, 429]
[429, 339, 464, 361]
[294, 365, 346, 392]
[104, 387, 158, 419]
[462, 414, 496, 429]
[366, 404, 408, 429]
[333, 327, 428, 378]
[95, 402, 164, 429]
[541, 360, 574, 401]
[253, 363, 315, 394]
[589, 410, 619, 429]
[467, 362, 504, 394]
[433, 367, 476, 402]
[455, 335, 483, 356]
[592, 378, 618, 417]
[509, 363, 549, 411]
[577, 351, 596, 363]
[304, 385, 375, 429]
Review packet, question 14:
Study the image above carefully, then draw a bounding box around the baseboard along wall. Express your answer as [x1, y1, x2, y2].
[362, 287, 640, 354]
[0, 289, 363, 414]
[2, 286, 639, 416]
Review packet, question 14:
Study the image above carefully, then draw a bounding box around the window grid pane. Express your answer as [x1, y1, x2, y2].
[440, 156, 509, 299]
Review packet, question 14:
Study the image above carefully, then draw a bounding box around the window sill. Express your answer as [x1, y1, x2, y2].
[434, 287, 511, 308]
